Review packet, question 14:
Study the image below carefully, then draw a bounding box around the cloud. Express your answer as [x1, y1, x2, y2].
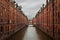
[15, 0, 46, 19]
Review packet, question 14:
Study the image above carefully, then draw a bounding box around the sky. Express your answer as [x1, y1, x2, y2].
[15, 0, 46, 20]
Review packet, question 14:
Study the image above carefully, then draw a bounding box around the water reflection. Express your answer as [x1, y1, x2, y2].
[35, 28, 52, 40]
[23, 26, 39, 40]
[7, 25, 52, 40]
[8, 27, 27, 40]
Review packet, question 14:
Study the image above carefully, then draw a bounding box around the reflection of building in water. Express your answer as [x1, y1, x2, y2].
[28, 20, 32, 25]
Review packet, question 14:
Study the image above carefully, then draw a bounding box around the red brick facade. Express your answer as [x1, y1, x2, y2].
[34, 0, 60, 40]
[0, 0, 28, 35]
[32, 18, 36, 26]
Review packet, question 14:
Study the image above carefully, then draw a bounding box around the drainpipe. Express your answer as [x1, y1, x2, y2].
[52, 0, 54, 40]
[46, 0, 48, 33]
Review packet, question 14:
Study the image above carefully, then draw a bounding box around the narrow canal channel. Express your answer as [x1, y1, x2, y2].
[7, 25, 52, 40]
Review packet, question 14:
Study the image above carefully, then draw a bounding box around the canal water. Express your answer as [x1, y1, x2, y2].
[7, 25, 52, 40]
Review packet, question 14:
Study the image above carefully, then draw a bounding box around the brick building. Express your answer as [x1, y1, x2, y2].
[34, 0, 60, 40]
[0, 0, 28, 39]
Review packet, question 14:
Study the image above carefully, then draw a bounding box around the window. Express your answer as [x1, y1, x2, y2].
[7, 19, 12, 24]
[58, 12, 60, 24]
[13, 21, 15, 24]
[1, 19, 3, 22]
[0, 26, 3, 32]
[10, 20, 12, 23]
[5, 9, 6, 12]
[7, 20, 9, 24]
[55, 6, 57, 10]
[58, 29, 60, 34]
[58, 12, 60, 18]
[0, 13, 2, 16]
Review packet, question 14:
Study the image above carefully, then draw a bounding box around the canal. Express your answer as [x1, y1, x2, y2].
[7, 25, 52, 40]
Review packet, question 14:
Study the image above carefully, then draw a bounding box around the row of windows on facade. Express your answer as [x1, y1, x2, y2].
[0, 19, 11, 24]
[0, 25, 21, 32]
[0, 19, 25, 24]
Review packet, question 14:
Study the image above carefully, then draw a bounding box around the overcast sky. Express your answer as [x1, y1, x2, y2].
[15, 0, 46, 19]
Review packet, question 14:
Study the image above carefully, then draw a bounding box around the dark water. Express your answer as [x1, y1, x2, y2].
[7, 25, 52, 40]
